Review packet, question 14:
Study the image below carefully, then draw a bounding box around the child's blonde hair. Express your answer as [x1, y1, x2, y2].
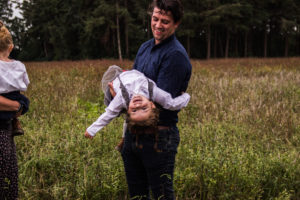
[0, 20, 13, 52]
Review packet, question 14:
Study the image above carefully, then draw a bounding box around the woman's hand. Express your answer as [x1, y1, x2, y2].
[0, 96, 20, 111]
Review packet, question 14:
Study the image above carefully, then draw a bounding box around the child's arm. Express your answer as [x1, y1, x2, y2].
[152, 85, 190, 111]
[85, 92, 124, 138]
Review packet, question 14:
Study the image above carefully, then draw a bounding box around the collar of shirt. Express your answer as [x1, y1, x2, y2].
[149, 34, 176, 51]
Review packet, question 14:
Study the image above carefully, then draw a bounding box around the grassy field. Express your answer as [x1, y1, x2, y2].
[16, 58, 299, 200]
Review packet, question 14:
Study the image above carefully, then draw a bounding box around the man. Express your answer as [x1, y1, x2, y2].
[121, 0, 192, 199]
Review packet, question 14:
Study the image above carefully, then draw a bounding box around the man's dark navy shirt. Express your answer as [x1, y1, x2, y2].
[133, 34, 192, 126]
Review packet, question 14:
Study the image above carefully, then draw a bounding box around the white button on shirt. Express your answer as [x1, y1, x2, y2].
[87, 70, 190, 136]
[0, 60, 30, 93]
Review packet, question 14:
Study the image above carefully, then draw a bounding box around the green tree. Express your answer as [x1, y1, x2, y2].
[13, 0, 300, 60]
[178, 0, 203, 57]
[198, 0, 220, 59]
[83, 0, 117, 58]
[0, 0, 13, 22]
[21, 0, 60, 60]
[268, 0, 298, 56]
[21, 0, 91, 60]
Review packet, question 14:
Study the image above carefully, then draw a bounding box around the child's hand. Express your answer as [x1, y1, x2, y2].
[84, 131, 94, 139]
[108, 82, 116, 97]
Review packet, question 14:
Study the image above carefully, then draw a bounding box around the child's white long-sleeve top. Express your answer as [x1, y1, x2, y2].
[86, 70, 190, 136]
[0, 60, 30, 93]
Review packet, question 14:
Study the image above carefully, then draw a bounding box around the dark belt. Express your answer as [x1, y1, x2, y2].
[157, 126, 170, 131]
[130, 126, 171, 135]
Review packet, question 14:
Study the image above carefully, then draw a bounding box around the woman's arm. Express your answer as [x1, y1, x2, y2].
[0, 95, 20, 111]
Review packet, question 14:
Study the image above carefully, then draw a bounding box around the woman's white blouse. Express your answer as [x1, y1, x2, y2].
[0, 60, 30, 93]
[87, 70, 190, 136]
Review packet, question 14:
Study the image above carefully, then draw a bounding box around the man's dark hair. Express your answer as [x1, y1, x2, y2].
[148, 0, 184, 23]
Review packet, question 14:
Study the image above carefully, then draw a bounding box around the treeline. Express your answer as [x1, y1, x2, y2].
[1, 0, 300, 61]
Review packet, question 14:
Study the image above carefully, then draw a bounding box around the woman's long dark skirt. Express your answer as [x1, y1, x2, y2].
[0, 122, 18, 200]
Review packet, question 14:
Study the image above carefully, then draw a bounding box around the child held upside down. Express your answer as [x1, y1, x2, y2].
[84, 65, 190, 150]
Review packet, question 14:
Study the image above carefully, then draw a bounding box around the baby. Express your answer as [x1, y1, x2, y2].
[84, 65, 190, 150]
[0, 20, 30, 136]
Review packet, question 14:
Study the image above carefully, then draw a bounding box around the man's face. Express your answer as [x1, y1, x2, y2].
[128, 95, 156, 122]
[151, 7, 179, 45]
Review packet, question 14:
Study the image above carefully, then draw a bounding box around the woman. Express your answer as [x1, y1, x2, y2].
[0, 20, 30, 200]
[0, 97, 26, 199]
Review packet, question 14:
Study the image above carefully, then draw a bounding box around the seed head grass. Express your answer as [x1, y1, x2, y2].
[16, 58, 299, 199]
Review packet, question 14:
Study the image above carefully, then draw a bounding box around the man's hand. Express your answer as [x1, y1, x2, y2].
[84, 131, 94, 139]
[108, 82, 116, 97]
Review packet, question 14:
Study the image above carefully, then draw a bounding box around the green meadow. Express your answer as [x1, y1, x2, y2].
[16, 58, 299, 200]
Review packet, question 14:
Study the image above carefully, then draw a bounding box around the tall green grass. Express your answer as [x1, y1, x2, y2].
[16, 58, 299, 199]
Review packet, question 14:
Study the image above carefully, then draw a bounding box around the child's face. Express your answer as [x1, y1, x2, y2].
[128, 95, 156, 122]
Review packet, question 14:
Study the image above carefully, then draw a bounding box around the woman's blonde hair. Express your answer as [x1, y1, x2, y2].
[0, 20, 13, 52]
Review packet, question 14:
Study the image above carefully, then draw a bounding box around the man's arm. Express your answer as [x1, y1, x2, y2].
[0, 95, 20, 111]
